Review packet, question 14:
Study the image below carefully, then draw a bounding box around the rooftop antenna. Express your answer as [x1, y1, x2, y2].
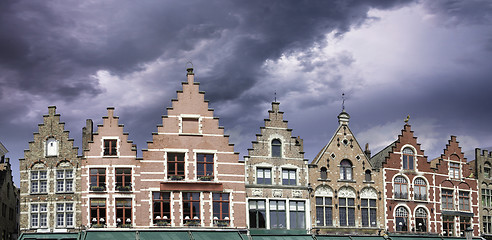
[342, 93, 345, 111]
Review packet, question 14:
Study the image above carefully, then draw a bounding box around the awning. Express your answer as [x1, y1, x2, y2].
[82, 231, 136, 240]
[191, 231, 244, 240]
[251, 235, 314, 240]
[19, 233, 79, 240]
[138, 231, 191, 240]
[316, 236, 351, 240]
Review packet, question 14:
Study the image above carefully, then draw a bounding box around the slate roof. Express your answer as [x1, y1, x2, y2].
[369, 141, 396, 169]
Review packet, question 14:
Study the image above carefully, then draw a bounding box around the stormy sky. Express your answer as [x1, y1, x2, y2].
[1, 0, 492, 185]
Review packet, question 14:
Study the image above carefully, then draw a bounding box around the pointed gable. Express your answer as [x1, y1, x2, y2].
[22, 106, 79, 167]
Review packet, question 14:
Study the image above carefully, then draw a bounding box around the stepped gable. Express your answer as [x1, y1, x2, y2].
[433, 136, 470, 176]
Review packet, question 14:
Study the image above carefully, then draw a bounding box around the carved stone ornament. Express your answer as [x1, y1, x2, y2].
[360, 187, 377, 199]
[272, 189, 283, 198]
[292, 190, 302, 198]
[338, 186, 356, 198]
[314, 186, 333, 197]
[251, 188, 263, 197]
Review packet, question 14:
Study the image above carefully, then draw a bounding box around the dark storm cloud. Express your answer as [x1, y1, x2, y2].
[423, 0, 492, 25]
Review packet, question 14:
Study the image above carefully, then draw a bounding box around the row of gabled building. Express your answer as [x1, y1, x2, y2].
[14, 68, 492, 239]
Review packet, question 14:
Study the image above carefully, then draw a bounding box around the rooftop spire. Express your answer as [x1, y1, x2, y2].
[338, 93, 350, 125]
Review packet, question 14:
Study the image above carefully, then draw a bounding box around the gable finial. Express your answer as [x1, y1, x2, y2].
[404, 114, 410, 124]
[342, 93, 345, 111]
[274, 91, 277, 102]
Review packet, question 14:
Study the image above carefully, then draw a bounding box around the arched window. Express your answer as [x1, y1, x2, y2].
[271, 139, 281, 158]
[365, 170, 372, 182]
[415, 207, 428, 232]
[361, 188, 377, 227]
[414, 178, 427, 201]
[315, 186, 333, 227]
[320, 167, 327, 180]
[395, 207, 409, 232]
[46, 137, 58, 157]
[394, 176, 408, 199]
[338, 187, 356, 226]
[402, 148, 414, 170]
[340, 160, 352, 180]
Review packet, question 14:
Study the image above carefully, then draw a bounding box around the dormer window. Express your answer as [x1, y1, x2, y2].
[340, 159, 353, 180]
[104, 139, 117, 156]
[402, 148, 414, 170]
[46, 138, 58, 157]
[271, 139, 281, 157]
[449, 162, 460, 179]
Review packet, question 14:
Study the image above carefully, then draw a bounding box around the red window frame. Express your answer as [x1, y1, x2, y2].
[442, 189, 454, 210]
[90, 168, 106, 189]
[459, 191, 470, 211]
[196, 153, 214, 178]
[115, 199, 132, 226]
[213, 193, 229, 221]
[104, 139, 117, 156]
[115, 168, 131, 188]
[183, 192, 200, 221]
[153, 192, 171, 224]
[167, 153, 185, 177]
[90, 199, 106, 225]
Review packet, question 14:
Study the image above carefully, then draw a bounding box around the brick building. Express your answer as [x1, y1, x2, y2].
[19, 107, 81, 233]
[371, 123, 479, 237]
[472, 148, 492, 239]
[244, 101, 310, 232]
[0, 141, 20, 240]
[308, 110, 384, 235]
[136, 68, 247, 228]
[430, 136, 478, 237]
[81, 108, 139, 228]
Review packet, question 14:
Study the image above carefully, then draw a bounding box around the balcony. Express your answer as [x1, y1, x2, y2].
[394, 192, 408, 200]
[184, 216, 200, 227]
[414, 194, 427, 201]
[213, 217, 230, 227]
[154, 216, 171, 226]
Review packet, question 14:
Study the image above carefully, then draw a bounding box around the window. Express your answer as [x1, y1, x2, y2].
[460, 217, 471, 237]
[56, 203, 74, 228]
[213, 193, 229, 225]
[402, 148, 414, 170]
[272, 139, 281, 157]
[485, 163, 491, 178]
[414, 178, 427, 201]
[483, 189, 492, 207]
[90, 199, 106, 226]
[415, 208, 427, 232]
[361, 198, 377, 227]
[340, 159, 352, 180]
[442, 189, 454, 210]
[30, 203, 47, 228]
[449, 162, 460, 179]
[103, 139, 117, 156]
[289, 201, 305, 229]
[46, 138, 58, 156]
[484, 216, 492, 234]
[395, 207, 408, 232]
[116, 199, 132, 227]
[1, 203, 5, 217]
[316, 196, 332, 226]
[365, 170, 372, 182]
[394, 176, 408, 199]
[90, 168, 106, 191]
[256, 168, 271, 184]
[320, 167, 327, 180]
[183, 192, 200, 223]
[282, 169, 296, 185]
[167, 153, 185, 180]
[197, 153, 214, 180]
[31, 171, 48, 194]
[115, 168, 132, 191]
[339, 197, 355, 226]
[56, 169, 73, 193]
[153, 192, 171, 225]
[459, 191, 470, 211]
[249, 200, 266, 228]
[270, 200, 286, 229]
[443, 216, 454, 236]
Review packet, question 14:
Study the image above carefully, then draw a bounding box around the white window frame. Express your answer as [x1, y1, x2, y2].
[56, 202, 74, 228]
[56, 169, 73, 193]
[281, 168, 297, 186]
[31, 170, 48, 194]
[31, 203, 48, 229]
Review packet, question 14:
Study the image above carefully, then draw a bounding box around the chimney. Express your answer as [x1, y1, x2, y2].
[82, 119, 93, 154]
[187, 67, 194, 84]
[364, 143, 371, 158]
